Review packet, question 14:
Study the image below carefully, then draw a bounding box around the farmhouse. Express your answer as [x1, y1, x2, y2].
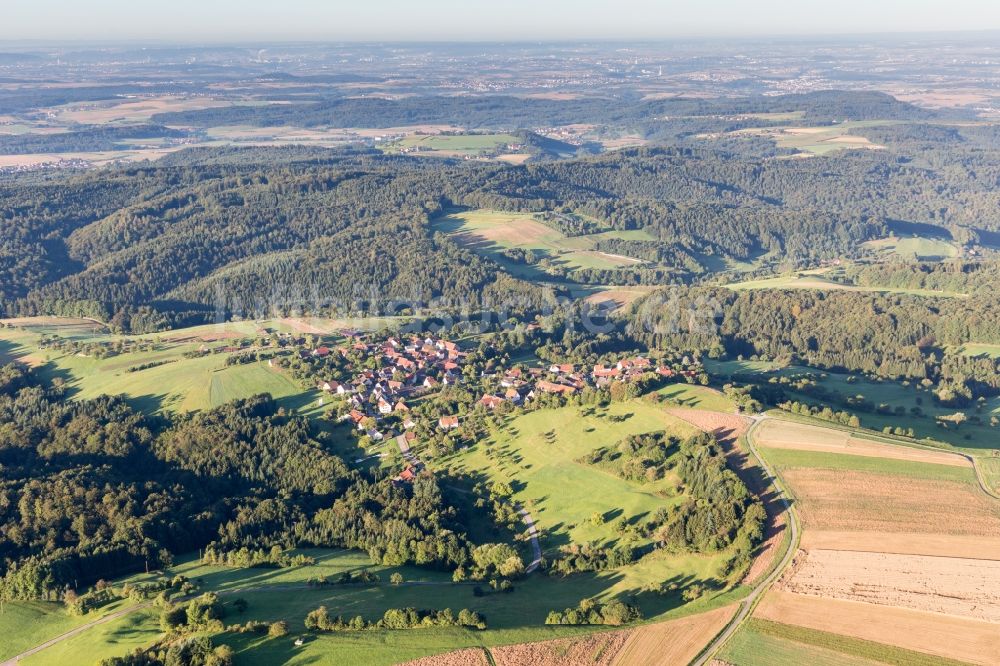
[439, 415, 460, 430]
[536, 380, 578, 395]
[478, 395, 506, 410]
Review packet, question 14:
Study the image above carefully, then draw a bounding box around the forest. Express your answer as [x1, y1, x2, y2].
[4, 104, 1000, 334]
[0, 364, 509, 603]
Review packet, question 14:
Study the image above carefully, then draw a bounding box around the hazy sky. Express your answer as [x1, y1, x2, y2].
[3, 0, 1000, 42]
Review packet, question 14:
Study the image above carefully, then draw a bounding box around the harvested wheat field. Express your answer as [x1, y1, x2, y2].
[491, 629, 631, 666]
[780, 548, 1000, 622]
[612, 604, 738, 666]
[496, 153, 532, 164]
[784, 468, 1000, 536]
[583, 286, 658, 311]
[802, 530, 1000, 560]
[755, 420, 969, 467]
[755, 591, 1000, 665]
[399, 648, 489, 666]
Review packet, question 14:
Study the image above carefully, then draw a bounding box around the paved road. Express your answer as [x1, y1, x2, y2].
[690, 415, 800, 666]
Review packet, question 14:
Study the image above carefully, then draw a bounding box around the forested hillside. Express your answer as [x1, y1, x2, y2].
[0, 365, 498, 601]
[4, 106, 1000, 334]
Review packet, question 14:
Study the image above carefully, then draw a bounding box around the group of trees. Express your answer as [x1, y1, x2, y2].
[544, 597, 642, 626]
[659, 433, 766, 556]
[579, 431, 677, 483]
[304, 605, 487, 632]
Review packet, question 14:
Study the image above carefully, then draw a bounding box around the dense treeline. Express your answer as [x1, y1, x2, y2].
[0, 124, 187, 155]
[659, 433, 765, 556]
[629, 285, 1000, 398]
[0, 365, 498, 602]
[150, 91, 932, 130]
[5, 101, 1000, 331]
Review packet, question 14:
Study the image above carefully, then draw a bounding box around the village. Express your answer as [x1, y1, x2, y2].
[293, 331, 696, 483]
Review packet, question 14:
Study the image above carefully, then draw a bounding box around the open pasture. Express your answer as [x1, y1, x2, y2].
[752, 366, 1000, 453]
[0, 600, 115, 662]
[437, 401, 700, 556]
[709, 120, 892, 155]
[34, 547, 748, 666]
[383, 133, 519, 157]
[862, 235, 961, 260]
[726, 272, 966, 298]
[0, 318, 322, 416]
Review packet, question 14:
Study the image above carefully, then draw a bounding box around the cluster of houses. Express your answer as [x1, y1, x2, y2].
[475, 357, 687, 409]
[316, 334, 466, 436]
[311, 332, 697, 484]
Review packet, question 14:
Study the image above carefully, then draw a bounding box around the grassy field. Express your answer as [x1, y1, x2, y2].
[703, 356, 1000, 455]
[432, 209, 648, 277]
[428, 399, 746, 611]
[381, 133, 519, 158]
[20, 545, 748, 666]
[956, 342, 1000, 358]
[726, 272, 966, 298]
[861, 235, 961, 261]
[436, 401, 700, 554]
[0, 318, 324, 416]
[978, 456, 1000, 496]
[703, 358, 787, 377]
[710, 120, 896, 156]
[0, 600, 129, 662]
[655, 383, 737, 413]
[758, 446, 976, 484]
[766, 367, 1000, 454]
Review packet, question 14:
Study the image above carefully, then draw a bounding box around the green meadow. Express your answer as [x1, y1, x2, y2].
[432, 209, 650, 278]
[726, 272, 966, 298]
[757, 446, 976, 484]
[382, 133, 519, 157]
[0, 319, 323, 416]
[862, 235, 961, 261]
[18, 545, 748, 666]
[0, 599, 134, 662]
[655, 383, 737, 412]
[765, 367, 1000, 454]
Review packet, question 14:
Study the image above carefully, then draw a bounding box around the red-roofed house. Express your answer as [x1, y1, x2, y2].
[478, 395, 505, 410]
